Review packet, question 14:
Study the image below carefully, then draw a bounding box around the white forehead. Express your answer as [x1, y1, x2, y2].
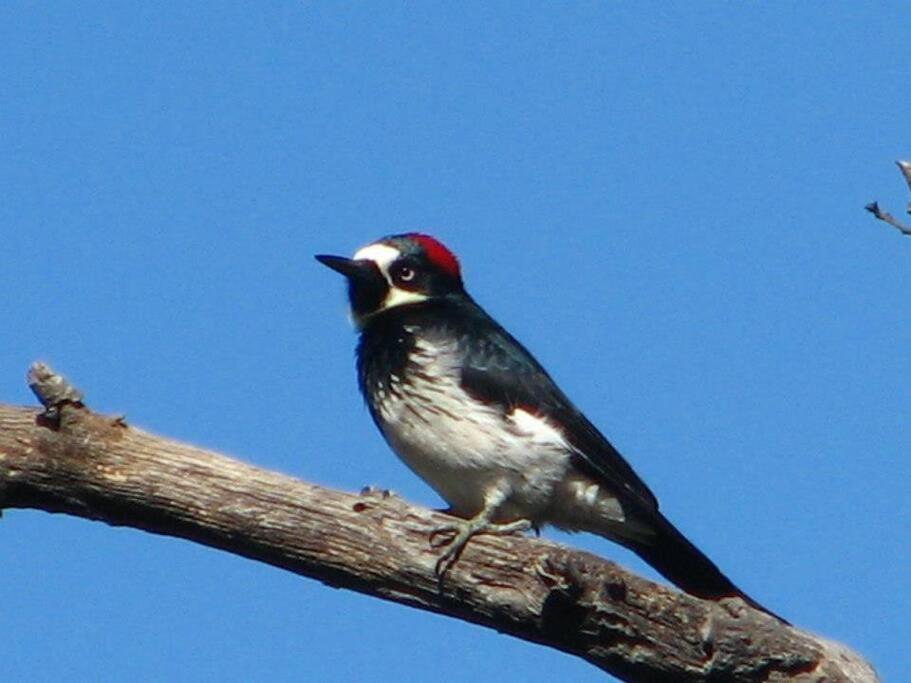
[352, 243, 401, 272]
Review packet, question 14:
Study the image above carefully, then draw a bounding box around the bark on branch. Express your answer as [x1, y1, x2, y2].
[0, 364, 876, 682]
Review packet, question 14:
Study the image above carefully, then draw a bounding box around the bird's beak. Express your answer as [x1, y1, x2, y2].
[315, 255, 372, 279]
[316, 254, 389, 325]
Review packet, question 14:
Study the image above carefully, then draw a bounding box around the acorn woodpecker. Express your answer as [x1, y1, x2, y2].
[317, 233, 783, 620]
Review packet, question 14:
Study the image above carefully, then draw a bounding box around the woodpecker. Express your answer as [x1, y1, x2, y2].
[317, 233, 783, 620]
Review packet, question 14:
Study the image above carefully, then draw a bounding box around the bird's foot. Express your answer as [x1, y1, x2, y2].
[430, 517, 531, 576]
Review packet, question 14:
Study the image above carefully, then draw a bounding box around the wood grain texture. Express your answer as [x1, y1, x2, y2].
[0, 399, 877, 682]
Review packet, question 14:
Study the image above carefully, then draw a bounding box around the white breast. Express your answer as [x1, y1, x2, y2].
[374, 337, 572, 519]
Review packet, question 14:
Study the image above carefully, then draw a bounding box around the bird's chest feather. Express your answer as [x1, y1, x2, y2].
[359, 328, 571, 516]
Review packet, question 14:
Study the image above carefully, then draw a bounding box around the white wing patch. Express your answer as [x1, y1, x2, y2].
[509, 408, 567, 446]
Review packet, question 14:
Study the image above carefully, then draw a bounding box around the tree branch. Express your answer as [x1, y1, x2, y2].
[1, 364, 876, 682]
[866, 160, 911, 235]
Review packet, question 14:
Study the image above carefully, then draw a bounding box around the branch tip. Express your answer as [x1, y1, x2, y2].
[896, 159, 911, 191]
[27, 362, 85, 417]
[866, 161, 911, 235]
[865, 200, 911, 236]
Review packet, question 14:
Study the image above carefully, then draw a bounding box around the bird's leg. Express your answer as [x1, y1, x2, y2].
[430, 488, 531, 576]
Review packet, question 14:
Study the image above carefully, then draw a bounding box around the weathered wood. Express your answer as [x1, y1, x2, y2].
[0, 376, 877, 682]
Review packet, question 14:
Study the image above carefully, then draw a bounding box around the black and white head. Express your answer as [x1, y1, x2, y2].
[316, 233, 465, 328]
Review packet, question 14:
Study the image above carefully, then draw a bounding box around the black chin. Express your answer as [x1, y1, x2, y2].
[315, 254, 389, 321]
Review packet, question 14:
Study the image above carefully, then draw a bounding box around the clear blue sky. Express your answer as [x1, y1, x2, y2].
[3, 4, 907, 681]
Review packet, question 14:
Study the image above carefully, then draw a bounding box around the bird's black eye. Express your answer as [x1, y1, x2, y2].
[391, 262, 417, 285]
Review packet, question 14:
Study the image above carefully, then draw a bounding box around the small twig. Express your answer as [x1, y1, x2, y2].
[865, 201, 911, 236]
[897, 160, 911, 198]
[867, 160, 911, 235]
[26, 362, 84, 424]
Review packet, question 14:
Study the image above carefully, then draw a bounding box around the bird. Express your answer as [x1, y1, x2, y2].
[316, 232, 784, 621]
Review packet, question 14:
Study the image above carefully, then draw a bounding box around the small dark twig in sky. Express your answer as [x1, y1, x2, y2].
[867, 160, 911, 236]
[865, 201, 911, 236]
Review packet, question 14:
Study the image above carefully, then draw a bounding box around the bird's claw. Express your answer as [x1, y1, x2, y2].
[430, 518, 532, 577]
[429, 525, 459, 548]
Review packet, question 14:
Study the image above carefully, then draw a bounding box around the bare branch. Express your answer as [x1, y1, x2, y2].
[0, 364, 877, 682]
[897, 160, 911, 198]
[865, 201, 911, 236]
[866, 160, 911, 235]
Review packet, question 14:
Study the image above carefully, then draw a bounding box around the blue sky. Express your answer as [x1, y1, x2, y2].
[3, 3, 908, 681]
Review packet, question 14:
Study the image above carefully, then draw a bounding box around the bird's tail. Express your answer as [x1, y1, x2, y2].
[620, 510, 787, 623]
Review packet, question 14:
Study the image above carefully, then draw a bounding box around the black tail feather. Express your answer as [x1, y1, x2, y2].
[624, 511, 788, 624]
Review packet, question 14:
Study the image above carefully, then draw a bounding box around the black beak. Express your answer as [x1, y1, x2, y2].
[316, 254, 389, 319]
[315, 254, 374, 280]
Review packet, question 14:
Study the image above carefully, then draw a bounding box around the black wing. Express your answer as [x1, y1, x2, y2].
[454, 299, 660, 512]
[447, 300, 786, 621]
